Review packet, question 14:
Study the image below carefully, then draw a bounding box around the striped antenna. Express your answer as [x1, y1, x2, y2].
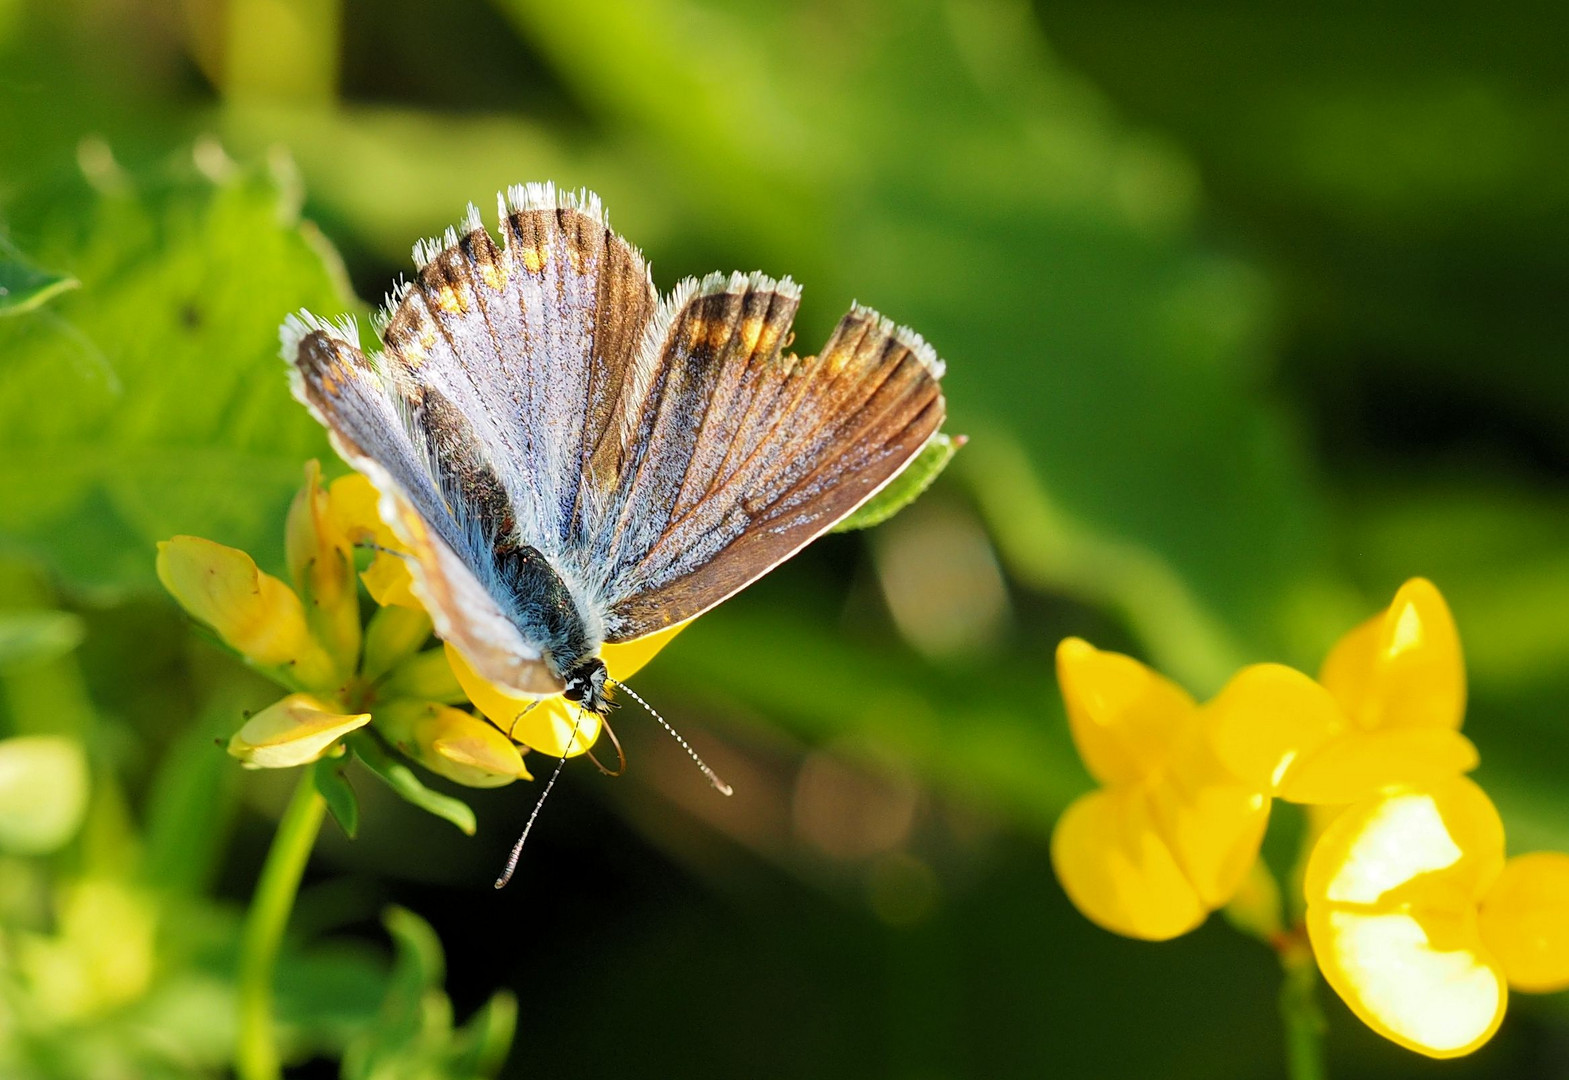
[493, 706, 586, 889]
[608, 678, 733, 796]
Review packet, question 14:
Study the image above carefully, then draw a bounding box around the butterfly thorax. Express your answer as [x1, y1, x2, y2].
[490, 540, 604, 702]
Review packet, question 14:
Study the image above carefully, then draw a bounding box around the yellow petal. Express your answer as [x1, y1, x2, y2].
[1277, 728, 1479, 805]
[1050, 785, 1208, 941]
[601, 621, 688, 682]
[326, 472, 399, 550]
[1055, 638, 1197, 785]
[1304, 779, 1509, 1058]
[228, 693, 369, 769]
[1305, 779, 1503, 909]
[444, 643, 600, 758]
[1319, 578, 1465, 733]
[1307, 906, 1505, 1058]
[157, 536, 337, 687]
[361, 549, 422, 610]
[285, 461, 360, 675]
[374, 700, 531, 788]
[1479, 852, 1569, 993]
[325, 472, 423, 610]
[1205, 663, 1344, 793]
[1148, 773, 1271, 911]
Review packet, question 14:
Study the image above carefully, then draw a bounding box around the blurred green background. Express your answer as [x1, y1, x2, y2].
[2, 0, 1567, 1076]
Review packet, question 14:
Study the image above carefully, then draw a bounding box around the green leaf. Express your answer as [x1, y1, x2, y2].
[341, 906, 516, 1080]
[0, 154, 355, 593]
[0, 243, 78, 315]
[0, 609, 86, 669]
[832, 432, 961, 534]
[348, 732, 476, 835]
[382, 904, 446, 994]
[314, 756, 360, 839]
[449, 990, 518, 1078]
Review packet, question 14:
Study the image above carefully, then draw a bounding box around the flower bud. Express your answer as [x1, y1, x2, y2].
[362, 604, 434, 682]
[157, 536, 337, 688]
[374, 699, 530, 788]
[227, 693, 370, 769]
[381, 646, 466, 704]
[285, 461, 360, 678]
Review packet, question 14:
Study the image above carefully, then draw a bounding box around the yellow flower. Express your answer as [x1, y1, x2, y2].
[285, 461, 361, 678]
[157, 535, 338, 689]
[1050, 638, 1273, 941]
[1209, 578, 1477, 805]
[1305, 777, 1569, 1058]
[374, 700, 531, 788]
[227, 693, 370, 769]
[445, 622, 687, 759]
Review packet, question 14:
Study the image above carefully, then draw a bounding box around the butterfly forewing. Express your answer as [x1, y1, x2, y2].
[286, 316, 560, 693]
[381, 189, 657, 563]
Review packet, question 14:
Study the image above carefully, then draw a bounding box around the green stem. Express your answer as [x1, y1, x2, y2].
[1279, 940, 1328, 1080]
[236, 771, 326, 1080]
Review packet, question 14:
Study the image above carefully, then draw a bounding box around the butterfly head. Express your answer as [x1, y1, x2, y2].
[561, 657, 611, 715]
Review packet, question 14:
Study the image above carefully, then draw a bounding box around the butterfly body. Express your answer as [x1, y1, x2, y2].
[285, 183, 946, 719]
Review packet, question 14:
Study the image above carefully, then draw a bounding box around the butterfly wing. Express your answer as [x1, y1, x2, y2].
[285, 184, 658, 693]
[574, 272, 947, 642]
[288, 185, 946, 673]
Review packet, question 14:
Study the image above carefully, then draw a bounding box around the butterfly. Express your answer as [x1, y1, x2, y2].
[283, 182, 946, 780]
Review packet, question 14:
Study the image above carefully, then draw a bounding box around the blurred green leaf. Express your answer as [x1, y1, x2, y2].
[349, 733, 476, 836]
[315, 756, 360, 839]
[140, 689, 243, 896]
[0, 243, 78, 316]
[342, 906, 514, 1080]
[0, 609, 85, 670]
[833, 432, 962, 534]
[273, 940, 396, 1064]
[446, 991, 517, 1079]
[0, 154, 353, 593]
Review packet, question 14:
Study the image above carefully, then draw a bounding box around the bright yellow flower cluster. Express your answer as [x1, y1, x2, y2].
[157, 463, 679, 805]
[1053, 579, 1569, 1058]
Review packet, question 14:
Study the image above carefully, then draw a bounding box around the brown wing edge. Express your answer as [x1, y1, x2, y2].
[604, 300, 947, 641]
